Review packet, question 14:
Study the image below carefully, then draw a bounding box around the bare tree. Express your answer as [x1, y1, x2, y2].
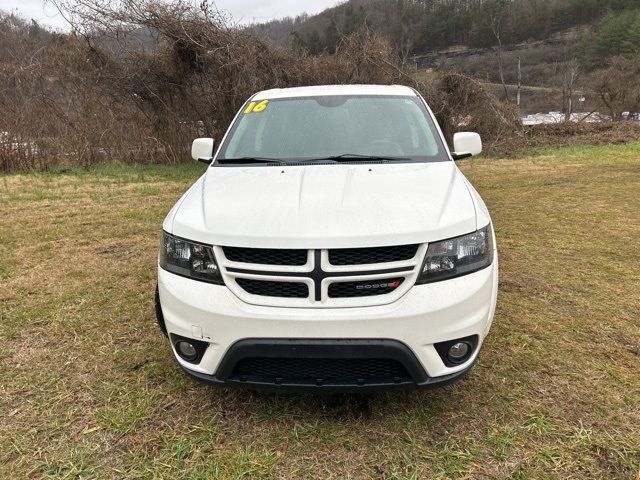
[562, 58, 580, 121]
[516, 56, 521, 107]
[487, 0, 510, 102]
[590, 55, 640, 121]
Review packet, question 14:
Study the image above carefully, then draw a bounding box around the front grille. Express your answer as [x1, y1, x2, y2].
[328, 277, 405, 298]
[221, 244, 420, 305]
[231, 357, 412, 385]
[236, 278, 308, 298]
[223, 247, 307, 266]
[329, 244, 419, 265]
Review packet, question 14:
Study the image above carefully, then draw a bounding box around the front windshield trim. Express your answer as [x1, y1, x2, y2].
[214, 94, 449, 167]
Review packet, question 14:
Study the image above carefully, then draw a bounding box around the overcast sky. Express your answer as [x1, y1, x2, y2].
[0, 0, 343, 30]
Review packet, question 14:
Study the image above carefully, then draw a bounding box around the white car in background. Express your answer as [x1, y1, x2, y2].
[156, 84, 498, 392]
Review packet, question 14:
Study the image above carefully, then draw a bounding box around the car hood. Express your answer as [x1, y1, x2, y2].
[169, 162, 477, 248]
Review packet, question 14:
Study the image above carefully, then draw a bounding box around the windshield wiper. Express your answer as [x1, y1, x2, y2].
[303, 154, 412, 163]
[218, 154, 412, 166]
[217, 157, 287, 165]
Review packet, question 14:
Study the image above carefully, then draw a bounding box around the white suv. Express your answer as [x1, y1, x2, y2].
[157, 85, 498, 392]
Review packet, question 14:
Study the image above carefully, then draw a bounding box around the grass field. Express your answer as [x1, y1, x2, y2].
[1, 143, 639, 479]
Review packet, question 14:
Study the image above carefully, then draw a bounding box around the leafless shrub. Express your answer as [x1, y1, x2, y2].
[489, 121, 640, 156]
[0, 1, 522, 171]
[424, 72, 522, 145]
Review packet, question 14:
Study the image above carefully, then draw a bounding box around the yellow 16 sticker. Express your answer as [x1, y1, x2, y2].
[244, 100, 269, 114]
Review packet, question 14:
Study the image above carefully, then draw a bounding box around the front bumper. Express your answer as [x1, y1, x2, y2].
[157, 259, 498, 390]
[180, 353, 476, 393]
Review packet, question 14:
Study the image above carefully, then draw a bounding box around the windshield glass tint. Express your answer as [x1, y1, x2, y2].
[217, 95, 446, 163]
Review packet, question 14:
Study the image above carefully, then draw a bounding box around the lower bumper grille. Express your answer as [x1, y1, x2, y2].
[189, 339, 431, 390]
[231, 357, 412, 386]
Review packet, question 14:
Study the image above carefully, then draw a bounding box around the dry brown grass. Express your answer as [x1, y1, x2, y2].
[0, 144, 639, 479]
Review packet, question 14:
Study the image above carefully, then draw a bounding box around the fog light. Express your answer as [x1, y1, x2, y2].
[447, 342, 471, 363]
[176, 340, 198, 361]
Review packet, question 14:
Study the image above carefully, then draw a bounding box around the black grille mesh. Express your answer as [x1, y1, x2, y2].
[329, 278, 405, 298]
[223, 247, 307, 266]
[224, 245, 418, 267]
[329, 245, 418, 265]
[236, 279, 308, 298]
[231, 357, 411, 384]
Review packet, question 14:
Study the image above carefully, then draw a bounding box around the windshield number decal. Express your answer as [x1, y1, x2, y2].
[244, 100, 269, 114]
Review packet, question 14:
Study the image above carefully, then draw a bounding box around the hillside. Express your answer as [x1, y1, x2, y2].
[250, 0, 640, 113]
[252, 0, 637, 58]
[414, 26, 591, 113]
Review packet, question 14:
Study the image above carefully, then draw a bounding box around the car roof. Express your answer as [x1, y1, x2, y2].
[252, 84, 417, 100]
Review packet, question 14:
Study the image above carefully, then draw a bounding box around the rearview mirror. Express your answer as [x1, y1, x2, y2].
[191, 138, 215, 164]
[452, 132, 482, 160]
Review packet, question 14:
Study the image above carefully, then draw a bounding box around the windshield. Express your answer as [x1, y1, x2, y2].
[216, 95, 447, 165]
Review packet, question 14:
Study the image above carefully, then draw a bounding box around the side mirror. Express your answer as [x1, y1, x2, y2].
[451, 132, 482, 160]
[191, 138, 215, 164]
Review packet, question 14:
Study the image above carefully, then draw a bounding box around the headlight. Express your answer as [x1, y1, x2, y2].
[417, 225, 494, 284]
[159, 231, 224, 285]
